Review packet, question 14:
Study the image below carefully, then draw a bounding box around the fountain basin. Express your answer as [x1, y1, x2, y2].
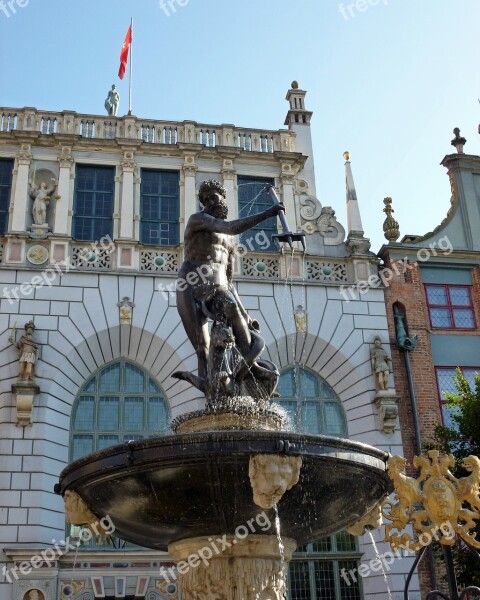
[56, 430, 392, 550]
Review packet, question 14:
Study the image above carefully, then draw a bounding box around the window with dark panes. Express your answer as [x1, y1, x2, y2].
[435, 367, 479, 428]
[237, 175, 277, 251]
[0, 158, 13, 235]
[71, 360, 169, 461]
[276, 366, 347, 436]
[425, 284, 476, 329]
[140, 169, 179, 245]
[288, 532, 363, 599]
[73, 165, 115, 241]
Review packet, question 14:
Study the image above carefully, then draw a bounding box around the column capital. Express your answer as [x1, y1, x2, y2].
[121, 150, 136, 173]
[58, 146, 74, 169]
[16, 144, 32, 165]
[221, 158, 236, 180]
[121, 159, 136, 173]
[182, 155, 198, 177]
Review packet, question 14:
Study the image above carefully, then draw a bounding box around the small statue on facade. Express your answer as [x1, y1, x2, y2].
[370, 336, 392, 391]
[294, 305, 307, 333]
[9, 321, 40, 382]
[29, 178, 57, 226]
[105, 84, 120, 116]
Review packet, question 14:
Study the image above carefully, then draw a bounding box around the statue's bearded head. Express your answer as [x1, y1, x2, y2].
[199, 180, 228, 219]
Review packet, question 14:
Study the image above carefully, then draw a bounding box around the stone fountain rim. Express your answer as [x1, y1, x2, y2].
[56, 430, 390, 495]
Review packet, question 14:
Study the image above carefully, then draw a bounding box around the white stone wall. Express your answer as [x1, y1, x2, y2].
[0, 267, 420, 599]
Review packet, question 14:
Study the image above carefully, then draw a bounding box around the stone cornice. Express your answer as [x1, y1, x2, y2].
[0, 132, 307, 169]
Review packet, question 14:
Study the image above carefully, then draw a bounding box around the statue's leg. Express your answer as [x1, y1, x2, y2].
[177, 284, 209, 380]
[220, 291, 251, 357]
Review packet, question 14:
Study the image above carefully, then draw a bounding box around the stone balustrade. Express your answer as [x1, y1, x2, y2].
[0, 108, 295, 153]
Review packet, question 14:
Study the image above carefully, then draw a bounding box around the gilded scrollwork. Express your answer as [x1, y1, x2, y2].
[383, 451, 480, 552]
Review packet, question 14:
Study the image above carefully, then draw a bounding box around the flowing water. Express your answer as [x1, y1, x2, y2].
[367, 529, 393, 600]
[61, 539, 81, 597]
[273, 504, 285, 567]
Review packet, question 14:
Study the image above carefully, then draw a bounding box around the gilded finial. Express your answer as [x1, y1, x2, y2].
[343, 151, 350, 161]
[451, 127, 466, 153]
[383, 197, 400, 242]
[291, 81, 299, 89]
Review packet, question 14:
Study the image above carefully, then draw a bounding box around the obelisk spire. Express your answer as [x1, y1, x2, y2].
[343, 152, 370, 254]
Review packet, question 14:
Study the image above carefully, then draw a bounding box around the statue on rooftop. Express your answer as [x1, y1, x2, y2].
[104, 84, 120, 116]
[173, 180, 284, 404]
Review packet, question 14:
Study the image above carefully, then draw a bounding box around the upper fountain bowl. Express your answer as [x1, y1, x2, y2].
[56, 430, 392, 550]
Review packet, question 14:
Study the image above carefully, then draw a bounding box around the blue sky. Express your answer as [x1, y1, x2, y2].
[0, 0, 479, 251]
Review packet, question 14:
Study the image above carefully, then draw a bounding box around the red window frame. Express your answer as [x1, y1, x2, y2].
[435, 366, 479, 426]
[424, 284, 476, 330]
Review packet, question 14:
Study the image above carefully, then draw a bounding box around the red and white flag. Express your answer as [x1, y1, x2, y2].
[118, 24, 132, 80]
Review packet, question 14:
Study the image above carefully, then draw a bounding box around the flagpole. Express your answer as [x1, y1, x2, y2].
[128, 17, 133, 115]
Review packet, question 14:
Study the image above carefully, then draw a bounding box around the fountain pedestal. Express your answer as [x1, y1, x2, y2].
[169, 535, 296, 599]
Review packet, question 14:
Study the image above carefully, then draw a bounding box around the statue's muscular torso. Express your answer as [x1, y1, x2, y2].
[180, 215, 235, 289]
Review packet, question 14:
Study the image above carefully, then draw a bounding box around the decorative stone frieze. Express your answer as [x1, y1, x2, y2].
[241, 255, 279, 278]
[305, 260, 348, 283]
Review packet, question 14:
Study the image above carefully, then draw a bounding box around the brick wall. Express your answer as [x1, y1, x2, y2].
[383, 257, 441, 593]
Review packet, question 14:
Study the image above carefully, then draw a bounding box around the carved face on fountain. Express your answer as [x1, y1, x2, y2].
[211, 321, 234, 351]
[199, 180, 228, 220]
[249, 455, 303, 509]
[63, 489, 97, 526]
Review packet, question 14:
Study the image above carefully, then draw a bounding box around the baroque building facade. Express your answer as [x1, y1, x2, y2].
[379, 128, 480, 597]
[0, 84, 421, 600]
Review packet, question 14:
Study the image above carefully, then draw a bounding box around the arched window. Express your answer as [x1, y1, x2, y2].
[276, 366, 347, 436]
[71, 360, 169, 461]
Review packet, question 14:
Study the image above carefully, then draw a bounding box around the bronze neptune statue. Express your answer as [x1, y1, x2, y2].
[173, 180, 284, 405]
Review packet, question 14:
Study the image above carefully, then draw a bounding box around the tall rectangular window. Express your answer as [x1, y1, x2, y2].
[0, 158, 14, 235]
[140, 169, 179, 245]
[436, 367, 479, 428]
[73, 165, 115, 241]
[237, 175, 277, 252]
[425, 284, 476, 329]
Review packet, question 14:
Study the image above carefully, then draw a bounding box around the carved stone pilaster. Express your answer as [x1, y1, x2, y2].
[169, 535, 296, 600]
[11, 145, 33, 232]
[12, 382, 39, 427]
[374, 390, 399, 434]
